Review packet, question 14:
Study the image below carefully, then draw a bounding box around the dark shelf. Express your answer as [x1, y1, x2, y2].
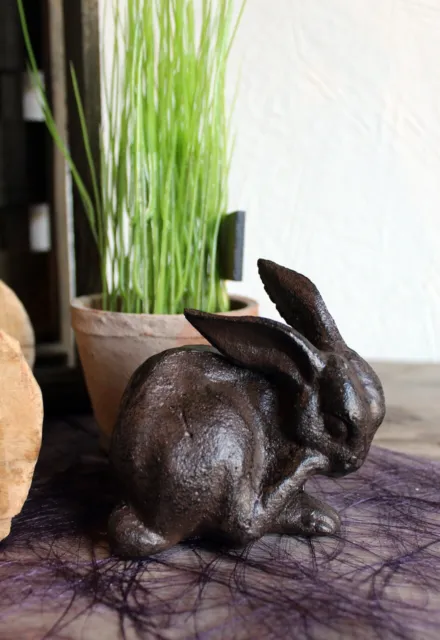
[35, 363, 92, 417]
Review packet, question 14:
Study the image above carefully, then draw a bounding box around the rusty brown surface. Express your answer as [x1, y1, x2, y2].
[109, 260, 386, 557]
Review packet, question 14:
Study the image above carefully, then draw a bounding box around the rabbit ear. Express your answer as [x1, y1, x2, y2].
[257, 259, 345, 352]
[184, 310, 324, 384]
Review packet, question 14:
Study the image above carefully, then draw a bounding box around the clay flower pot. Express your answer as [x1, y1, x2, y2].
[71, 295, 258, 445]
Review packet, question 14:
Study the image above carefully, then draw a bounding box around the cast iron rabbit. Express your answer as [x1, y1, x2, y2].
[109, 259, 386, 557]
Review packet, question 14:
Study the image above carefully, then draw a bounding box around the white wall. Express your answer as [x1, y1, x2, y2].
[226, 0, 440, 362]
[100, 0, 440, 362]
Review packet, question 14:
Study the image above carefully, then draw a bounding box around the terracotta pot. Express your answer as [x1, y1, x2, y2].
[71, 295, 258, 445]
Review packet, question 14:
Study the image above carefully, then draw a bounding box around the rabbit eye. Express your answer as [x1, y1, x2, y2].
[326, 415, 349, 443]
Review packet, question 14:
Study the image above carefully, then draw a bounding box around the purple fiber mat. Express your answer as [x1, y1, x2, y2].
[0, 419, 439, 639]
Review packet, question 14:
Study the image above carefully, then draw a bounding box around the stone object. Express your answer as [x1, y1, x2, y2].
[0, 330, 43, 540]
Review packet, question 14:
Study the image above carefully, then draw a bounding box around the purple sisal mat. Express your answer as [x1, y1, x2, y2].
[0, 419, 439, 639]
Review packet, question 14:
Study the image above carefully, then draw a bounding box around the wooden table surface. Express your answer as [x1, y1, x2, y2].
[371, 362, 440, 460]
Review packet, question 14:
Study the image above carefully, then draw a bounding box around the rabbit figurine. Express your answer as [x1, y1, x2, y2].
[109, 259, 386, 557]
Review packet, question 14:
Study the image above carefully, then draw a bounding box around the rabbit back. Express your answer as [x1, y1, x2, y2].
[110, 347, 281, 541]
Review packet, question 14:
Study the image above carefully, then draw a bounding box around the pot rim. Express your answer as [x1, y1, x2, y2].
[71, 293, 258, 320]
[71, 293, 259, 338]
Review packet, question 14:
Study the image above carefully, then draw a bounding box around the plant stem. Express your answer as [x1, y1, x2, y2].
[17, 0, 246, 315]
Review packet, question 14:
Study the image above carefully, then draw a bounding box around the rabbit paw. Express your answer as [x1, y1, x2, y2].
[108, 503, 173, 558]
[274, 492, 341, 537]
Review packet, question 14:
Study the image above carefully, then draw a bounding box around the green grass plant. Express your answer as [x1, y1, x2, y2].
[17, 0, 245, 313]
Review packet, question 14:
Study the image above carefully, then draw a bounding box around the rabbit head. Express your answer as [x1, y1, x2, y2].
[184, 259, 385, 478]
